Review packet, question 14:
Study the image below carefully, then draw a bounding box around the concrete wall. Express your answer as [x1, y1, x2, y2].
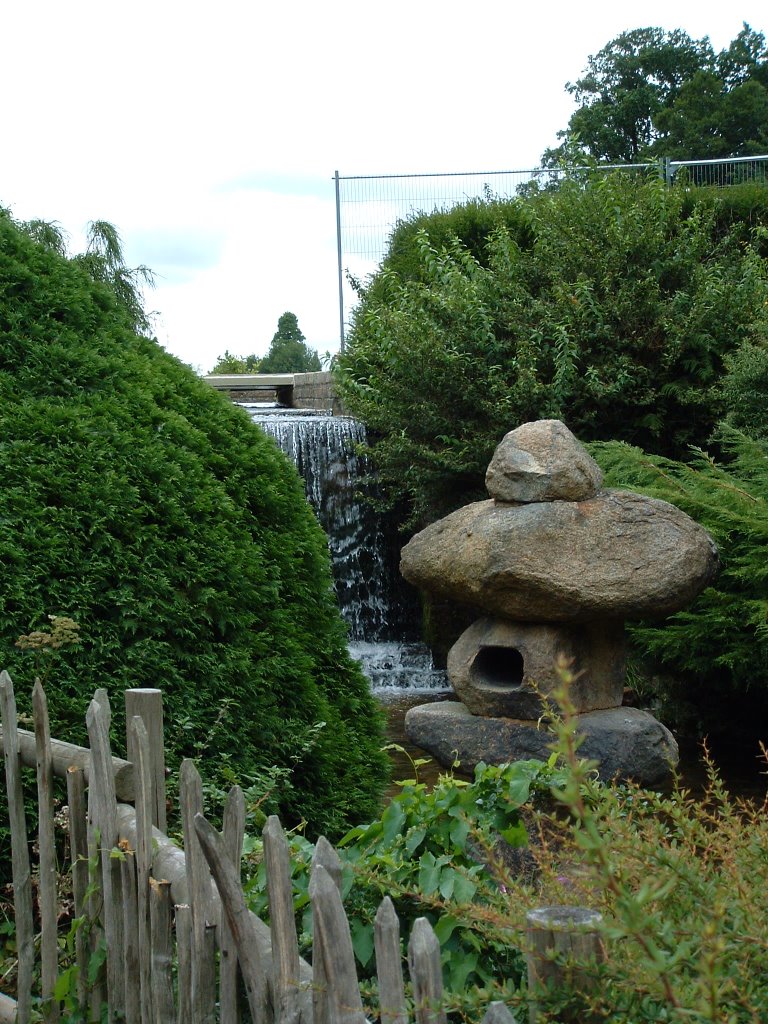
[208, 371, 345, 414]
[291, 371, 345, 414]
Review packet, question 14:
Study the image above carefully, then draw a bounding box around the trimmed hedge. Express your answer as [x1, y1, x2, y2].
[337, 174, 768, 526]
[0, 208, 388, 836]
[381, 180, 768, 284]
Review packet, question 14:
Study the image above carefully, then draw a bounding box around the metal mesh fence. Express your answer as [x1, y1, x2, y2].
[334, 167, 553, 345]
[337, 168, 540, 261]
[669, 155, 768, 187]
[334, 155, 768, 346]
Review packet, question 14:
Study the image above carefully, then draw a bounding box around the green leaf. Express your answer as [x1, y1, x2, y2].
[418, 852, 441, 895]
[453, 874, 478, 903]
[350, 918, 375, 967]
[87, 941, 108, 984]
[405, 826, 427, 855]
[54, 966, 76, 1002]
[382, 799, 407, 844]
[433, 915, 462, 944]
[439, 868, 456, 900]
[449, 817, 470, 850]
[505, 775, 532, 807]
[444, 950, 479, 991]
[500, 821, 528, 848]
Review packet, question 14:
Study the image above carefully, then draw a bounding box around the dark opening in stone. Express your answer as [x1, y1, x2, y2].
[472, 646, 525, 689]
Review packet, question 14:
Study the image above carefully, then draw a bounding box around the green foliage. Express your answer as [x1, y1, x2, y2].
[337, 173, 768, 525]
[244, 670, 768, 1021]
[259, 311, 322, 373]
[524, 671, 768, 1023]
[209, 349, 262, 374]
[243, 755, 567, 1003]
[718, 340, 768, 439]
[545, 24, 768, 164]
[590, 429, 768, 733]
[0, 206, 388, 839]
[373, 198, 533, 290]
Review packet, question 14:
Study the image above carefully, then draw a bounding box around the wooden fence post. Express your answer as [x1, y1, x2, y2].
[220, 786, 246, 1024]
[129, 715, 154, 1024]
[407, 918, 446, 1024]
[0, 671, 34, 1024]
[311, 837, 344, 1024]
[175, 904, 193, 1024]
[150, 878, 176, 1023]
[525, 906, 604, 1024]
[32, 681, 59, 1022]
[374, 897, 407, 1024]
[66, 765, 89, 1012]
[86, 696, 125, 1022]
[125, 688, 166, 832]
[180, 759, 217, 1024]
[309, 863, 366, 1024]
[120, 851, 140, 1024]
[194, 811, 270, 1023]
[263, 815, 301, 1024]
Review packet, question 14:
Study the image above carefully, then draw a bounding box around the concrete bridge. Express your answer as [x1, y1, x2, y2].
[203, 371, 341, 413]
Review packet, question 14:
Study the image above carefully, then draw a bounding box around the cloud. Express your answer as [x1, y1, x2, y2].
[216, 172, 333, 198]
[125, 228, 227, 282]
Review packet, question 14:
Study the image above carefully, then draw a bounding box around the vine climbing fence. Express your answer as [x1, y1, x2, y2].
[0, 669, 604, 1024]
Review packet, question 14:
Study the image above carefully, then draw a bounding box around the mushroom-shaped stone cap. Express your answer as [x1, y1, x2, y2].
[486, 420, 603, 503]
[400, 491, 719, 623]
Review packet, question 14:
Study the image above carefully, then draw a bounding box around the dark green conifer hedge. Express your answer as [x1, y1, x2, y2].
[0, 208, 387, 836]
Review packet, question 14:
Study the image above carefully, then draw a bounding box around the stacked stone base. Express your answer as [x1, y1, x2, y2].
[405, 700, 678, 787]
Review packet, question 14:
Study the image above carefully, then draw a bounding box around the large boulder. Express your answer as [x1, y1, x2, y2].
[485, 419, 602, 503]
[405, 700, 679, 786]
[400, 491, 718, 622]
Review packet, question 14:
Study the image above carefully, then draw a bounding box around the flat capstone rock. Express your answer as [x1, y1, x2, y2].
[400, 491, 718, 622]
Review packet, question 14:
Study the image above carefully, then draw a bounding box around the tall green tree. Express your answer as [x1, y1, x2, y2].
[544, 24, 768, 164]
[260, 312, 322, 373]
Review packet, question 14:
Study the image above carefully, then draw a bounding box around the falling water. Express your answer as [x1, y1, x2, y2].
[242, 405, 449, 696]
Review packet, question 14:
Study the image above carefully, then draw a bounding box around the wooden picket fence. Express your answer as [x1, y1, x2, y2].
[0, 670, 602, 1024]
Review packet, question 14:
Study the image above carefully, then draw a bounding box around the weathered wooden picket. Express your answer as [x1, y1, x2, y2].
[0, 670, 602, 1024]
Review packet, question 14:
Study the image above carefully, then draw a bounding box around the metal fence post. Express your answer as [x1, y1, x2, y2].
[334, 170, 345, 352]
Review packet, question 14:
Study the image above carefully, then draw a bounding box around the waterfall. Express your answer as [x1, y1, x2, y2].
[242, 405, 448, 695]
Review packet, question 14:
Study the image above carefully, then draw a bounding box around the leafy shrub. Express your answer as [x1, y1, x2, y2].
[243, 754, 568, 1002]
[371, 197, 533, 290]
[531, 679, 768, 1023]
[337, 174, 768, 526]
[718, 340, 768, 440]
[244, 676, 768, 1022]
[0, 206, 388, 838]
[590, 429, 768, 737]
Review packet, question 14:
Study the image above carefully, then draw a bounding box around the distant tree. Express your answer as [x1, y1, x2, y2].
[209, 350, 261, 373]
[260, 312, 322, 373]
[544, 24, 768, 164]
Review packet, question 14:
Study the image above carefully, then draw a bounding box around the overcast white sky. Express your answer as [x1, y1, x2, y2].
[3, 1, 765, 372]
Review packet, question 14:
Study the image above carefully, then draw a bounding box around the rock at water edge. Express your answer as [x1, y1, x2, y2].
[404, 700, 679, 787]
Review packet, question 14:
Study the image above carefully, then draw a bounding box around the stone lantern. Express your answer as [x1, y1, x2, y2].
[400, 420, 719, 785]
